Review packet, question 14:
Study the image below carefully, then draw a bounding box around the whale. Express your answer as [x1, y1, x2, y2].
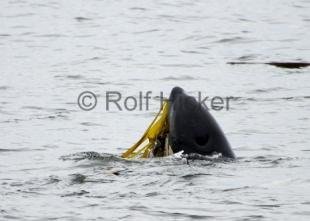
[168, 87, 235, 158]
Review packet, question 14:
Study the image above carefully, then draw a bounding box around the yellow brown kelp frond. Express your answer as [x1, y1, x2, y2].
[121, 100, 170, 159]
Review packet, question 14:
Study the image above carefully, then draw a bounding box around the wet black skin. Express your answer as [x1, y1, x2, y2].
[168, 87, 235, 158]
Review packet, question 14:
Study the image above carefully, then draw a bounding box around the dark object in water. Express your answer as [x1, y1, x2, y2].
[227, 61, 310, 69]
[168, 87, 235, 158]
[122, 87, 235, 159]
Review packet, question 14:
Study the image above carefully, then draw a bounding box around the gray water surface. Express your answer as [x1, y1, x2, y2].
[1, 0, 310, 220]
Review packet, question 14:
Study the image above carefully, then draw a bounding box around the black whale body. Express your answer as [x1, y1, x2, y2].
[168, 87, 235, 158]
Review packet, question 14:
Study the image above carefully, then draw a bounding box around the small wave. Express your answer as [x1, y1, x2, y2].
[160, 75, 196, 81]
[0, 86, 10, 90]
[60, 152, 125, 163]
[45, 175, 61, 184]
[233, 96, 310, 103]
[180, 50, 204, 54]
[237, 54, 259, 61]
[253, 155, 295, 162]
[80, 122, 103, 127]
[130, 7, 147, 11]
[215, 37, 248, 43]
[240, 155, 299, 169]
[66, 74, 84, 79]
[181, 173, 212, 179]
[160, 63, 203, 68]
[89, 56, 101, 60]
[75, 17, 92, 22]
[69, 173, 87, 184]
[247, 87, 287, 94]
[35, 34, 67, 38]
[5, 13, 35, 18]
[223, 186, 250, 192]
[182, 152, 234, 162]
[145, 191, 159, 197]
[133, 29, 159, 34]
[256, 204, 281, 208]
[21, 105, 44, 110]
[0, 148, 29, 152]
[61, 190, 89, 197]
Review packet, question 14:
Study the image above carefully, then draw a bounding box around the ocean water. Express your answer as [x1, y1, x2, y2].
[1, 0, 310, 220]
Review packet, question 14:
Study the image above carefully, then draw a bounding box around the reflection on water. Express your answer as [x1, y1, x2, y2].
[1, 0, 310, 220]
